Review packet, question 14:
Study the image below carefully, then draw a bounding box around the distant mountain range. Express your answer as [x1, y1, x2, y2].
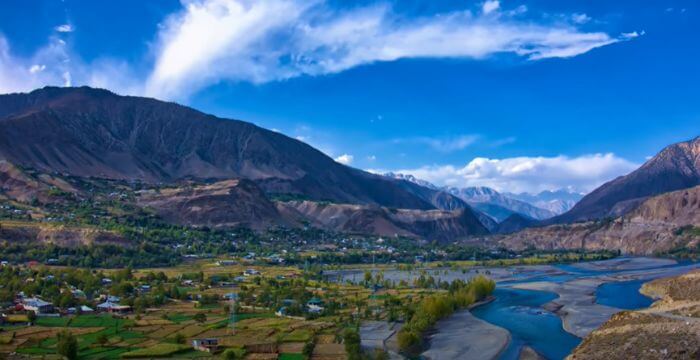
[383, 173, 581, 222]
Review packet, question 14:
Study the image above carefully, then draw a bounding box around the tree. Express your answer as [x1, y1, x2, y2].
[174, 333, 186, 344]
[56, 330, 78, 360]
[303, 339, 316, 357]
[343, 328, 362, 360]
[222, 348, 241, 360]
[193, 312, 207, 323]
[374, 348, 389, 360]
[96, 333, 109, 346]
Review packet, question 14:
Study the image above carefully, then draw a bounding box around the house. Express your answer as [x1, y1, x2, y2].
[223, 293, 238, 301]
[244, 269, 260, 276]
[275, 307, 287, 317]
[66, 305, 94, 315]
[22, 298, 54, 314]
[182, 280, 194, 286]
[192, 338, 219, 353]
[216, 260, 236, 266]
[101, 278, 113, 285]
[96, 301, 131, 314]
[306, 298, 324, 313]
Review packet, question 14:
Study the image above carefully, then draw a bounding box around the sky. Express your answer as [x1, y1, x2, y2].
[1, 0, 699, 194]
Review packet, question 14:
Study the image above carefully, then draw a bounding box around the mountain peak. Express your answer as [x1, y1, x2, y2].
[553, 136, 700, 223]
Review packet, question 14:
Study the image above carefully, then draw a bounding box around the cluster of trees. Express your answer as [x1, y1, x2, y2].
[237, 277, 341, 318]
[0, 266, 191, 313]
[397, 275, 496, 353]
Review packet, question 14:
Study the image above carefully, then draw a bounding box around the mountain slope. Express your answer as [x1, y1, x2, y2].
[0, 87, 464, 212]
[495, 185, 700, 254]
[506, 190, 583, 215]
[277, 201, 489, 241]
[553, 137, 700, 223]
[446, 186, 556, 221]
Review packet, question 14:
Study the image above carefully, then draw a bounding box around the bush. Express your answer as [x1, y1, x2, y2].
[56, 330, 78, 360]
[343, 328, 361, 360]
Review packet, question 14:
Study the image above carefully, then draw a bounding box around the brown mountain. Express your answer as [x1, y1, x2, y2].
[277, 200, 488, 241]
[0, 86, 489, 237]
[495, 185, 700, 254]
[0, 87, 461, 209]
[553, 136, 700, 223]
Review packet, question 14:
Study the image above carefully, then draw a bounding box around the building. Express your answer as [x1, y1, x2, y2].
[96, 301, 131, 314]
[192, 338, 219, 353]
[306, 298, 324, 313]
[22, 298, 54, 314]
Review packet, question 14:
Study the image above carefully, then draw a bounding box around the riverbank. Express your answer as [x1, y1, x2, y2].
[568, 269, 700, 359]
[421, 297, 510, 360]
[511, 258, 700, 338]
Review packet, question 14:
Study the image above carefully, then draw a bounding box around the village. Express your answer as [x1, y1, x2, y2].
[0, 253, 419, 360]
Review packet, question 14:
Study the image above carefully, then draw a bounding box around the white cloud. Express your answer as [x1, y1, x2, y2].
[334, 154, 354, 165]
[389, 153, 638, 194]
[621, 30, 645, 39]
[571, 13, 591, 24]
[367, 155, 377, 161]
[144, 0, 631, 99]
[0, 0, 638, 100]
[55, 24, 74, 33]
[29, 64, 46, 73]
[394, 134, 480, 152]
[482, 0, 500, 15]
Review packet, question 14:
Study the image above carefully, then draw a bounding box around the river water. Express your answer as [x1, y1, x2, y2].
[470, 259, 698, 360]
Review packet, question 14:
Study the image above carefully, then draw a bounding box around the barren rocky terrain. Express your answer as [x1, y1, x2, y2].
[568, 270, 700, 360]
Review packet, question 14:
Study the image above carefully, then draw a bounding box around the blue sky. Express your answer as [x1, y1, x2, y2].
[1, 0, 698, 193]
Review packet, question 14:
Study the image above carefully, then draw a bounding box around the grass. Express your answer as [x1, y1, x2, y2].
[279, 354, 306, 360]
[121, 343, 190, 358]
[35, 316, 72, 327]
[70, 315, 130, 328]
[280, 329, 312, 342]
[168, 313, 194, 323]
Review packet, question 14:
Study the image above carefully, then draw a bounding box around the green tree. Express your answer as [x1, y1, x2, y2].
[56, 330, 78, 360]
[193, 312, 207, 323]
[343, 328, 361, 360]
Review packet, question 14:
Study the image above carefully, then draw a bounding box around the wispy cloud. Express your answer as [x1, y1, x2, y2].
[55, 24, 74, 33]
[387, 153, 638, 194]
[144, 0, 633, 99]
[0, 0, 639, 101]
[482, 0, 500, 15]
[393, 134, 480, 153]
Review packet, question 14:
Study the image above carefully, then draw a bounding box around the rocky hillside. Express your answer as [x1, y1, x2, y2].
[495, 185, 700, 254]
[568, 270, 700, 360]
[277, 200, 488, 241]
[554, 136, 700, 223]
[137, 179, 288, 230]
[0, 87, 473, 213]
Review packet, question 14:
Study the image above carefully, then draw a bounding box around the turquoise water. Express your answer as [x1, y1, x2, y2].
[595, 279, 653, 309]
[471, 288, 581, 360]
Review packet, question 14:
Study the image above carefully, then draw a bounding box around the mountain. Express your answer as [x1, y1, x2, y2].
[381, 174, 557, 222]
[505, 189, 583, 215]
[0, 86, 489, 239]
[494, 214, 538, 234]
[552, 137, 700, 223]
[494, 185, 700, 254]
[446, 186, 556, 221]
[0, 87, 463, 210]
[277, 201, 489, 241]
